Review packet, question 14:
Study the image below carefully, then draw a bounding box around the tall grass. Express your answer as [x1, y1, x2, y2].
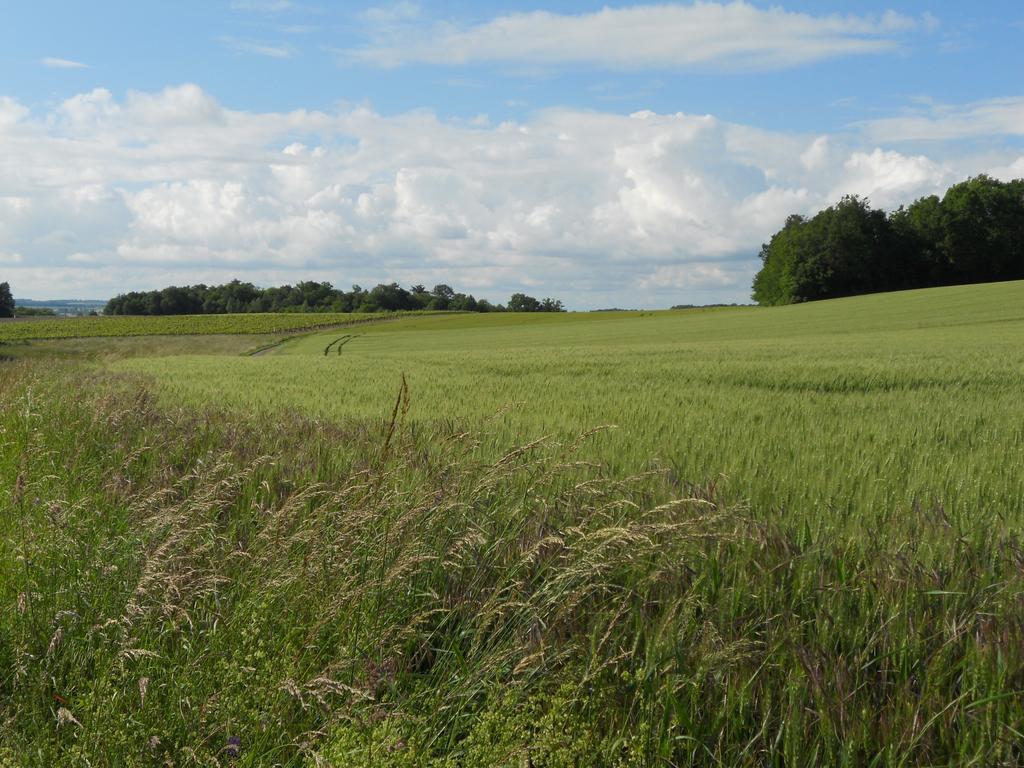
[3, 355, 1024, 765]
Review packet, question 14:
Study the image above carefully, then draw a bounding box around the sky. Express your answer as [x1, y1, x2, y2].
[1, 1, 1022, 308]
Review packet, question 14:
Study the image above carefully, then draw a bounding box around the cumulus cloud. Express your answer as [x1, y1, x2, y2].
[834, 149, 951, 208]
[345, 2, 927, 71]
[989, 156, 1024, 182]
[0, 97, 29, 127]
[0, 85, 1012, 305]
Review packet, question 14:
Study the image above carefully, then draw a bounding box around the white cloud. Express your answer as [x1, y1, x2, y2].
[346, 2, 927, 71]
[835, 149, 952, 208]
[0, 84, 1017, 306]
[863, 97, 1024, 142]
[800, 136, 831, 171]
[221, 37, 292, 59]
[41, 57, 88, 69]
[0, 97, 29, 127]
[989, 156, 1024, 182]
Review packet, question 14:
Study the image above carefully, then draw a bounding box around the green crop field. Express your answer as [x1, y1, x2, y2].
[3, 281, 1024, 766]
[0, 310, 446, 341]
[119, 280, 1024, 533]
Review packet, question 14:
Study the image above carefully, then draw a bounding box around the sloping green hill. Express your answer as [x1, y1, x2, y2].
[119, 280, 1024, 527]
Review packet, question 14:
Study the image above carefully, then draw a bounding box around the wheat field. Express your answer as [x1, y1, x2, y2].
[3, 281, 1024, 766]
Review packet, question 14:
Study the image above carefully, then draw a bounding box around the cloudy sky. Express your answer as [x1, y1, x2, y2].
[1, 1, 1022, 307]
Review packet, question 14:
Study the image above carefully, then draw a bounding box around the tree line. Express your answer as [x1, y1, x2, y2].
[103, 281, 565, 315]
[752, 175, 1024, 305]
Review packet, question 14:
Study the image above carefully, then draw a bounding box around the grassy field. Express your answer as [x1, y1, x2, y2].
[3, 281, 1024, 766]
[0, 310, 450, 341]
[119, 280, 1024, 533]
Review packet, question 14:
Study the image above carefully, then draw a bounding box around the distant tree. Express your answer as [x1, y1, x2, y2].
[369, 282, 417, 311]
[751, 214, 805, 306]
[751, 188, 987, 306]
[0, 283, 16, 318]
[890, 195, 946, 285]
[789, 196, 898, 302]
[506, 293, 565, 312]
[932, 176, 1024, 284]
[428, 284, 456, 310]
[450, 293, 478, 312]
[409, 284, 431, 310]
[101, 279, 504, 316]
[159, 285, 198, 315]
[432, 284, 455, 301]
[508, 293, 541, 312]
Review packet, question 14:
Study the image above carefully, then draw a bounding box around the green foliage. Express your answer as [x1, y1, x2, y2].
[750, 214, 804, 306]
[754, 175, 1024, 304]
[102, 280, 529, 316]
[508, 293, 566, 312]
[319, 683, 649, 767]
[0, 282, 14, 318]
[894, 175, 1024, 286]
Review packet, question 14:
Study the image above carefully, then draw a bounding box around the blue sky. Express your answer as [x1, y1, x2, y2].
[1, 1, 1023, 306]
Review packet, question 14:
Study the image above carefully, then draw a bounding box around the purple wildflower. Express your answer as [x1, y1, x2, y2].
[224, 735, 242, 759]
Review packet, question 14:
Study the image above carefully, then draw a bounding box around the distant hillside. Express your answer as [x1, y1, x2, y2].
[15, 299, 107, 316]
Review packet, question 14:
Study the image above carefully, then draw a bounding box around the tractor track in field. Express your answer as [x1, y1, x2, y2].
[247, 327, 372, 358]
[247, 338, 288, 357]
[324, 334, 362, 356]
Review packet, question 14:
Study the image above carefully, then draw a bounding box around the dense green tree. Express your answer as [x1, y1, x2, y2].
[751, 215, 804, 306]
[368, 282, 417, 312]
[891, 195, 947, 285]
[752, 175, 1024, 305]
[754, 197, 898, 305]
[0, 282, 14, 318]
[507, 293, 566, 312]
[508, 293, 541, 312]
[789, 196, 897, 302]
[427, 284, 456, 310]
[933, 176, 1024, 284]
[103, 280, 544, 317]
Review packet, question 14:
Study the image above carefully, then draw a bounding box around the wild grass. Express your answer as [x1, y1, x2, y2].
[3, 360, 1024, 766]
